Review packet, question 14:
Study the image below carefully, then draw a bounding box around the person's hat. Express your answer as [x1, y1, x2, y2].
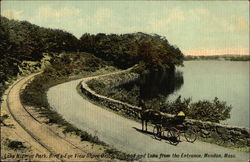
[177, 111, 185, 116]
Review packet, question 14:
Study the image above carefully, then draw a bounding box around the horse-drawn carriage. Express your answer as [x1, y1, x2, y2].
[141, 109, 198, 145]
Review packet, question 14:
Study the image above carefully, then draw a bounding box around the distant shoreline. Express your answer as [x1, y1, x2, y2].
[184, 55, 250, 61]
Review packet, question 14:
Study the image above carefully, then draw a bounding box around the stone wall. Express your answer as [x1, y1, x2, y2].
[81, 70, 141, 119]
[80, 69, 250, 148]
[188, 119, 250, 148]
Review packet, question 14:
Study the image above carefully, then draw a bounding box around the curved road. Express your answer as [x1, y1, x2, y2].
[47, 76, 249, 161]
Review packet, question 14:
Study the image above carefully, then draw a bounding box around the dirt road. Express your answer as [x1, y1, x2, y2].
[47, 75, 249, 161]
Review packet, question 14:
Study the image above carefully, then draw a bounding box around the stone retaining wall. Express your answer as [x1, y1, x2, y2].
[81, 70, 141, 119]
[80, 69, 250, 148]
[90, 70, 140, 89]
[188, 119, 250, 147]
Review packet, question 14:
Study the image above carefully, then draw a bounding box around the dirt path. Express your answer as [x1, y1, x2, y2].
[1, 76, 58, 161]
[48, 73, 249, 162]
[1, 74, 103, 161]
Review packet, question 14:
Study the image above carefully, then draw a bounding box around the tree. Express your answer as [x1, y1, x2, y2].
[79, 32, 184, 71]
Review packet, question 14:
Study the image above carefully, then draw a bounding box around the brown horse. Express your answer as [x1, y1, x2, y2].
[140, 109, 163, 131]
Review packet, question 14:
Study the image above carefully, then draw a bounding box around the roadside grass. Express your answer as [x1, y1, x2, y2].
[197, 136, 250, 152]
[0, 77, 17, 106]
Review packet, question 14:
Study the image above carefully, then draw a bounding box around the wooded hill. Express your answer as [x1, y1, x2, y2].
[0, 16, 79, 83]
[0, 16, 184, 98]
[80, 32, 184, 71]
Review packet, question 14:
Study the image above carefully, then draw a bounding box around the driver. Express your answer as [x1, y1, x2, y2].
[175, 111, 186, 125]
[167, 111, 186, 127]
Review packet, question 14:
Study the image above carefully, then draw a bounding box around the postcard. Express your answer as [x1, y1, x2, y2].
[0, 1, 249, 161]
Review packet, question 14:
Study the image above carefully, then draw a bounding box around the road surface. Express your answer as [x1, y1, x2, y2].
[47, 74, 249, 161]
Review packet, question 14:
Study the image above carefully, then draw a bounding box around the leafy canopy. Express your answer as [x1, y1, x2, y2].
[80, 33, 184, 72]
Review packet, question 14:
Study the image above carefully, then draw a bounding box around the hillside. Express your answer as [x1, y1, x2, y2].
[80, 32, 184, 71]
[0, 16, 79, 99]
[0, 17, 185, 102]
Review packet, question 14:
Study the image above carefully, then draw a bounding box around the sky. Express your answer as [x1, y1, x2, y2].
[1, 1, 249, 56]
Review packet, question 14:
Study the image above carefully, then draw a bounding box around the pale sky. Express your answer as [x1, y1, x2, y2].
[1, 1, 249, 56]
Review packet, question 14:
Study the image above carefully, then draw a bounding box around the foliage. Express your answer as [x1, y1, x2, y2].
[80, 32, 184, 72]
[0, 114, 9, 126]
[0, 16, 80, 102]
[0, 16, 79, 61]
[158, 96, 231, 123]
[88, 78, 140, 106]
[144, 95, 231, 122]
[160, 96, 191, 114]
[62, 124, 106, 145]
[187, 97, 232, 122]
[227, 55, 250, 61]
[129, 94, 231, 123]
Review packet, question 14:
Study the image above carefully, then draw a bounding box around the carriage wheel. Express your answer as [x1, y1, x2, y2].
[184, 126, 198, 143]
[167, 128, 180, 145]
[153, 125, 163, 141]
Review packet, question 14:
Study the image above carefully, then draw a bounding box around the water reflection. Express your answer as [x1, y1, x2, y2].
[120, 70, 184, 99]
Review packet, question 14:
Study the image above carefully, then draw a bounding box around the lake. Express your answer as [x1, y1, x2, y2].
[167, 61, 249, 128]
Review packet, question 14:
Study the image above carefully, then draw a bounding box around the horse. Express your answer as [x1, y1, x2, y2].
[140, 109, 163, 131]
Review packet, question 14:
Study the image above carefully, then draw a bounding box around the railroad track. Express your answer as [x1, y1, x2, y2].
[6, 74, 62, 162]
[5, 73, 99, 161]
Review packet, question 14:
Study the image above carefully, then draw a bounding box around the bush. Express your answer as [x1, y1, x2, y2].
[187, 97, 232, 122]
[160, 96, 191, 114]
[7, 140, 27, 150]
[159, 96, 232, 123]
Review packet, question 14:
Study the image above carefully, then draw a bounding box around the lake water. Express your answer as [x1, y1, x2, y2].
[167, 61, 249, 128]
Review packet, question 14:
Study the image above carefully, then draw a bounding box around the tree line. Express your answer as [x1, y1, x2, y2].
[0, 16, 184, 101]
[80, 32, 184, 71]
[1, 17, 184, 81]
[0, 16, 79, 83]
[185, 55, 250, 61]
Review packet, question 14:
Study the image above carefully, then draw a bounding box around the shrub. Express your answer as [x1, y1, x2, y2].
[159, 96, 231, 123]
[7, 140, 27, 150]
[187, 97, 232, 122]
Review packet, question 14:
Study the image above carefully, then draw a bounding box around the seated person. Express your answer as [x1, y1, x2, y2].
[166, 111, 186, 127]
